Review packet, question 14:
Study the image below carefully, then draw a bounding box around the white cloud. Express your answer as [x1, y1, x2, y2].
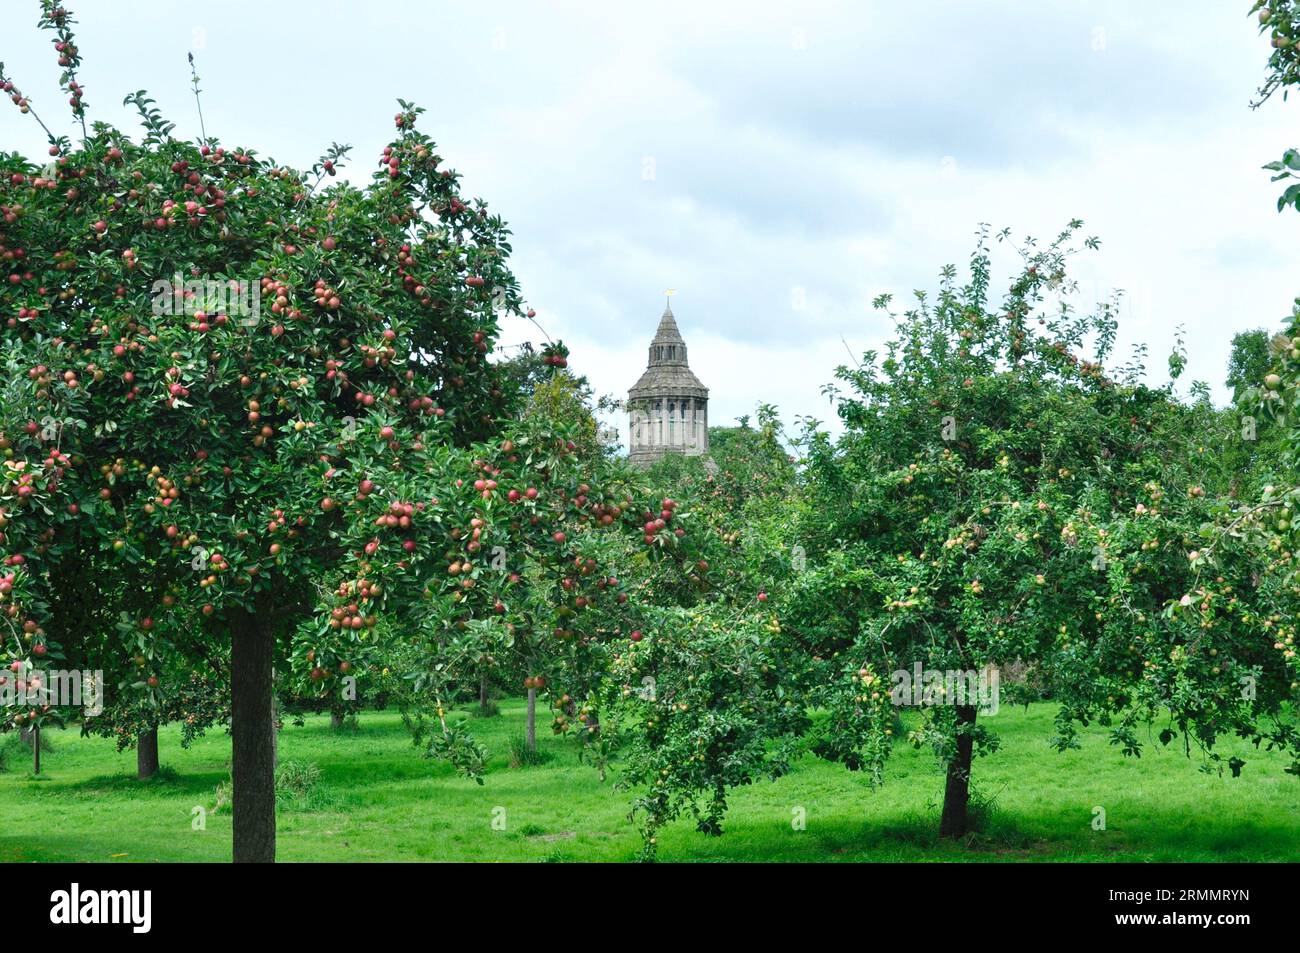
[2, 0, 1296, 445]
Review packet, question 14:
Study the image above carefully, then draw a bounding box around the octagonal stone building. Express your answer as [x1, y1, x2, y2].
[627, 302, 709, 467]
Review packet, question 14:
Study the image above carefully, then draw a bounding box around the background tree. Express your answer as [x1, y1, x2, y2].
[644, 404, 798, 516]
[1227, 329, 1276, 401]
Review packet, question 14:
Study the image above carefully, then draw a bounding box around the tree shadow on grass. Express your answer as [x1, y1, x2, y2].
[0, 830, 229, 863]
[51, 766, 225, 799]
[657, 803, 1299, 862]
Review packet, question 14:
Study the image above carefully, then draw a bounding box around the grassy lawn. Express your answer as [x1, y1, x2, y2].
[1, 700, 1296, 862]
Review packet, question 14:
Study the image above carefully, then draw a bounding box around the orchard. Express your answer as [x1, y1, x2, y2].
[0, 1, 1298, 869]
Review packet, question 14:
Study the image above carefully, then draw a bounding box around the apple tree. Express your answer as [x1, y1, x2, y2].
[607, 225, 1295, 855]
[295, 394, 708, 779]
[1253, 1, 1300, 219]
[0, 0, 530, 860]
[792, 224, 1295, 833]
[1241, 0, 1300, 694]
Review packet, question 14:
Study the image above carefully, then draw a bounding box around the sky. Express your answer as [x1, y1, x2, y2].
[2, 1, 1297, 448]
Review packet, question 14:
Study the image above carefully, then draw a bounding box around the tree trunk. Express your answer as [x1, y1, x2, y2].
[330, 710, 344, 730]
[32, 724, 40, 775]
[231, 607, 276, 863]
[525, 687, 537, 752]
[479, 670, 490, 713]
[137, 726, 159, 779]
[939, 705, 978, 838]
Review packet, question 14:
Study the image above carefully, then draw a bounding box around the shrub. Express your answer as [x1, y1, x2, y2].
[508, 734, 551, 768]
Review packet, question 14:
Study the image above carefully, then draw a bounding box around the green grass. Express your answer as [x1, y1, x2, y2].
[1, 700, 1296, 862]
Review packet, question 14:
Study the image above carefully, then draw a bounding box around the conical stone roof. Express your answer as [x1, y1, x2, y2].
[629, 303, 708, 399]
[652, 305, 685, 344]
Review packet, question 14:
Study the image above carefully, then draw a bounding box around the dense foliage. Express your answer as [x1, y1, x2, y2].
[0, 1, 686, 860]
[602, 226, 1298, 854]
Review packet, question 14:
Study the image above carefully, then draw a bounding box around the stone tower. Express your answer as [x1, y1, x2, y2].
[628, 301, 709, 467]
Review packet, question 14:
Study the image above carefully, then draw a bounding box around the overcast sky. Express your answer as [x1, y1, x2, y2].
[2, 1, 1296, 445]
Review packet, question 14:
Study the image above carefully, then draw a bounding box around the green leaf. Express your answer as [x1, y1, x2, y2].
[1279, 183, 1300, 212]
